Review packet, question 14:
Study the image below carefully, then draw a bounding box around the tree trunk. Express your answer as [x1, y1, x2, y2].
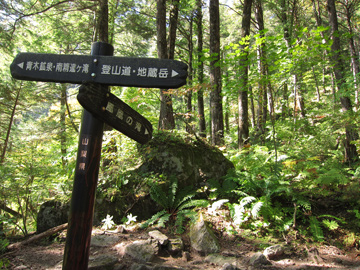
[60, 85, 67, 168]
[186, 15, 194, 134]
[238, 0, 253, 147]
[255, 0, 267, 142]
[209, 0, 224, 145]
[345, 2, 360, 109]
[327, 0, 359, 163]
[157, 0, 175, 130]
[1, 84, 21, 164]
[196, 0, 206, 137]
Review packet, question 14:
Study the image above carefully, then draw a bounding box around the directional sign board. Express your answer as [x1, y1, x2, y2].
[77, 83, 152, 144]
[10, 53, 188, 88]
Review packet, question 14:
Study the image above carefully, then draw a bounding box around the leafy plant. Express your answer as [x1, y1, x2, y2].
[141, 175, 209, 233]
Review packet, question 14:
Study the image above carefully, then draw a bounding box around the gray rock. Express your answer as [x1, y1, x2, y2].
[263, 244, 284, 260]
[249, 252, 271, 266]
[205, 254, 237, 266]
[116, 240, 156, 263]
[153, 266, 185, 270]
[130, 263, 153, 270]
[189, 215, 220, 254]
[36, 200, 69, 233]
[88, 255, 118, 270]
[167, 238, 184, 255]
[91, 234, 121, 247]
[220, 263, 238, 270]
[149, 230, 169, 245]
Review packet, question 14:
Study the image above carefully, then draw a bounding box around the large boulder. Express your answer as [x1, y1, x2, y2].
[36, 200, 69, 233]
[137, 132, 234, 190]
[95, 132, 234, 223]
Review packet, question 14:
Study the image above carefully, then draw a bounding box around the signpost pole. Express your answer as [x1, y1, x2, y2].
[62, 42, 114, 270]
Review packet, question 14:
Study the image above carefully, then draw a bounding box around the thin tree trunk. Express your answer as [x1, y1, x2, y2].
[327, 0, 359, 163]
[186, 15, 194, 133]
[1, 84, 21, 164]
[209, 0, 224, 145]
[238, 0, 253, 147]
[60, 85, 67, 168]
[196, 0, 206, 137]
[157, 0, 175, 130]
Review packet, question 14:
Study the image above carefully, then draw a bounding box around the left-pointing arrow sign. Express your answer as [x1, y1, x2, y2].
[10, 53, 188, 88]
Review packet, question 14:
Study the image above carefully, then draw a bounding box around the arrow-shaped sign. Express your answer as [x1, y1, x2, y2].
[10, 53, 188, 88]
[77, 83, 153, 144]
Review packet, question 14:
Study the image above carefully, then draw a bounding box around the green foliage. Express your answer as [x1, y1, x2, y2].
[142, 175, 209, 233]
[309, 216, 324, 242]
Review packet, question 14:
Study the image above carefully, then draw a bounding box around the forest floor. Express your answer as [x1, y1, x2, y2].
[4, 226, 360, 270]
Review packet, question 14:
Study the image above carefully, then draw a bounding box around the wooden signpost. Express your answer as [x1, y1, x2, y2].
[10, 41, 187, 269]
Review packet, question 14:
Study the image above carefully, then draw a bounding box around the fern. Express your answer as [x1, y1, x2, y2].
[251, 201, 263, 219]
[144, 176, 210, 232]
[309, 216, 324, 242]
[141, 210, 167, 228]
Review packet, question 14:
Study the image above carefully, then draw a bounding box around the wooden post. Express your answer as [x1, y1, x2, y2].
[62, 41, 114, 270]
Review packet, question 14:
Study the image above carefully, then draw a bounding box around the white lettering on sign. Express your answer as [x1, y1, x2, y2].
[106, 102, 114, 113]
[159, 68, 169, 78]
[22, 60, 90, 74]
[122, 66, 131, 76]
[116, 109, 124, 120]
[135, 122, 141, 132]
[126, 116, 133, 125]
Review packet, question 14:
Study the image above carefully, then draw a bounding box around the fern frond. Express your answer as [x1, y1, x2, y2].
[240, 196, 256, 208]
[157, 213, 171, 228]
[140, 209, 167, 228]
[150, 183, 169, 209]
[251, 201, 263, 219]
[178, 199, 209, 211]
[309, 216, 324, 242]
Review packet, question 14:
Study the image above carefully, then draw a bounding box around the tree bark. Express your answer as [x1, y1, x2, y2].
[157, 0, 175, 130]
[238, 0, 253, 147]
[1, 84, 21, 164]
[327, 0, 359, 163]
[209, 0, 224, 145]
[60, 85, 67, 168]
[196, 0, 206, 137]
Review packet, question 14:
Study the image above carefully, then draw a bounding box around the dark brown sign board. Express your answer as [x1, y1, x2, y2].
[77, 83, 152, 144]
[10, 53, 188, 88]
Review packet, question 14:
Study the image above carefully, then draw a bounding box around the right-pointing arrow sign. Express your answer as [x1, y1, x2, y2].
[11, 53, 188, 89]
[77, 83, 153, 144]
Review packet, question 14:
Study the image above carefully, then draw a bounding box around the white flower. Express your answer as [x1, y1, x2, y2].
[126, 213, 137, 225]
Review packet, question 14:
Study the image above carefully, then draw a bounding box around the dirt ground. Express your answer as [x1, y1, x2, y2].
[3, 227, 360, 270]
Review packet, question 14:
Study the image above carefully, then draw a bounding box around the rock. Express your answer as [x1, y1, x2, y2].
[220, 263, 238, 270]
[116, 240, 156, 263]
[137, 132, 234, 191]
[91, 234, 121, 247]
[204, 254, 237, 266]
[167, 238, 184, 255]
[130, 263, 152, 270]
[263, 244, 284, 260]
[153, 266, 186, 270]
[189, 215, 220, 254]
[249, 252, 271, 266]
[88, 255, 118, 270]
[36, 200, 69, 233]
[182, 251, 191, 262]
[149, 230, 169, 245]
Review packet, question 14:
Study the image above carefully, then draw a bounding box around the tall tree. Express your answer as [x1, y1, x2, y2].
[157, 0, 176, 130]
[209, 0, 224, 145]
[327, 0, 359, 163]
[238, 0, 253, 147]
[196, 0, 206, 137]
